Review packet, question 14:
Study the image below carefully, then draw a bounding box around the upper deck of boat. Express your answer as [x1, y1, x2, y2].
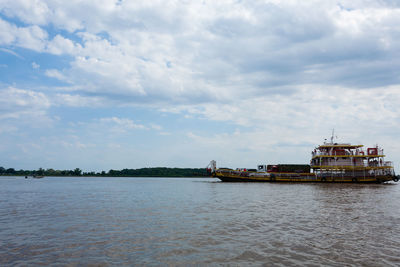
[318, 144, 363, 149]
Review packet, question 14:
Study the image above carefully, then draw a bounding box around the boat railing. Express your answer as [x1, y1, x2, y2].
[312, 162, 393, 169]
[312, 151, 386, 157]
[312, 151, 355, 156]
[384, 161, 393, 167]
[312, 152, 328, 156]
[315, 170, 392, 178]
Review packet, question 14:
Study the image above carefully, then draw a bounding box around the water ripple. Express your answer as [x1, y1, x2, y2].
[0, 177, 399, 266]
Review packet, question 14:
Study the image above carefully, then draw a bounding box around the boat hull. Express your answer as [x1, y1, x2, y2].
[213, 170, 395, 183]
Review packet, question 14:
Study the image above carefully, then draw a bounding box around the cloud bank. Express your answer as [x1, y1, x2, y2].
[1, 0, 400, 169]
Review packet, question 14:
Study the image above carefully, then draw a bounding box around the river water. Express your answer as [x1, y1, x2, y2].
[0, 176, 399, 266]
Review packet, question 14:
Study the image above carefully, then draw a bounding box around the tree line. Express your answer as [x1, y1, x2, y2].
[0, 166, 209, 177]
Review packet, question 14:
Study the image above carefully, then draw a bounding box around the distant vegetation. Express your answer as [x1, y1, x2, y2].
[0, 166, 209, 177]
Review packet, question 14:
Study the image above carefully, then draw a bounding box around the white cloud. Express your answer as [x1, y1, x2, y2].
[99, 117, 147, 131]
[0, 87, 52, 131]
[45, 69, 67, 81]
[150, 124, 162, 131]
[32, 62, 40, 69]
[187, 85, 400, 130]
[0, 18, 17, 44]
[16, 25, 48, 51]
[61, 117, 151, 142]
[0, 18, 47, 52]
[1, 1, 399, 103]
[40, 3, 400, 103]
[0, 87, 50, 119]
[53, 93, 104, 107]
[0, 48, 23, 59]
[0, 18, 79, 55]
[47, 34, 80, 55]
[2, 1, 400, 117]
[0, 0, 51, 25]
[178, 83, 400, 166]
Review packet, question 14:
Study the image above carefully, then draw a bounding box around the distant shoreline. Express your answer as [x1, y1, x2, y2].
[1, 175, 210, 178]
[0, 167, 210, 178]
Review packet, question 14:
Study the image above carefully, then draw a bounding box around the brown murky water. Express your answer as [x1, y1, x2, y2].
[1, 177, 399, 266]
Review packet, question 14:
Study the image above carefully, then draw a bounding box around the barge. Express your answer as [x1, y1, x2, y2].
[208, 136, 398, 183]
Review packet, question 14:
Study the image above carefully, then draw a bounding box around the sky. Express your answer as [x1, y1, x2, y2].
[1, 0, 400, 172]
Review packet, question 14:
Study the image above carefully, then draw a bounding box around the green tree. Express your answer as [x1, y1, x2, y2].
[37, 168, 45, 176]
[73, 168, 82, 176]
[6, 168, 15, 174]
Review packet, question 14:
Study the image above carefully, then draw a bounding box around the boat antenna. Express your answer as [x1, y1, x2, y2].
[331, 129, 335, 143]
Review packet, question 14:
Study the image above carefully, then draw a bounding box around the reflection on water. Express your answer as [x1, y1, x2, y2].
[0, 177, 399, 266]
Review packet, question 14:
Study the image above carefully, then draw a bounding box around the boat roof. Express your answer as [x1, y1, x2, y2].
[318, 144, 363, 148]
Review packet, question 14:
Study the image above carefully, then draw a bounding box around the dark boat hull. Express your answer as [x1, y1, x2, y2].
[213, 170, 396, 183]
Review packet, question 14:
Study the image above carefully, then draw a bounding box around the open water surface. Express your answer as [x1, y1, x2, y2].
[0, 176, 399, 266]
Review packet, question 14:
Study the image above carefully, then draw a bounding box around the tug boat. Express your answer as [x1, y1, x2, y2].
[208, 136, 398, 183]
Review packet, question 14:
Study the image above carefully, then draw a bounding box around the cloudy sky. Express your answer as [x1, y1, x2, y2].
[1, 0, 400, 171]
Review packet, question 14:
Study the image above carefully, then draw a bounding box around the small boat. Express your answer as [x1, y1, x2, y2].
[32, 175, 44, 179]
[208, 135, 398, 183]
